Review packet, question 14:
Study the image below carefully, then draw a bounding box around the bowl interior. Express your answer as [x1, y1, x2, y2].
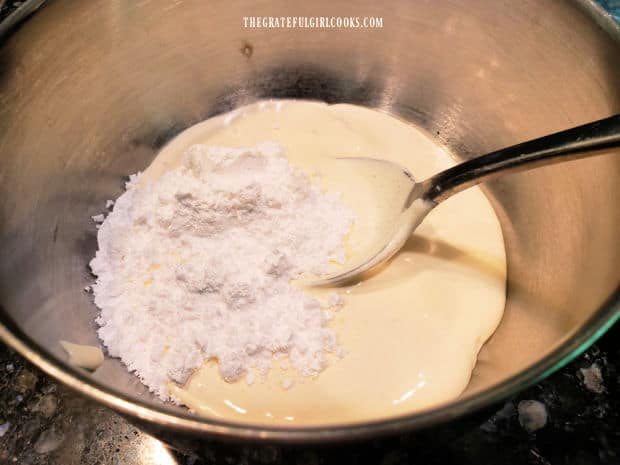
[1, 0, 619, 437]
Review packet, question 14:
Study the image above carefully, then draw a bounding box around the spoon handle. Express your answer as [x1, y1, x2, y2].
[424, 114, 620, 203]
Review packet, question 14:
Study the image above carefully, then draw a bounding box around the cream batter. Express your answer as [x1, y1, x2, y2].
[59, 340, 104, 371]
[142, 100, 507, 426]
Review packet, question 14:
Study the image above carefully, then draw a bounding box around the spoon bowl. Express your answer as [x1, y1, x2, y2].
[309, 157, 433, 286]
[313, 115, 620, 286]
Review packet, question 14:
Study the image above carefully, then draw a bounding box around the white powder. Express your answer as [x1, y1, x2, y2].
[89, 141, 355, 400]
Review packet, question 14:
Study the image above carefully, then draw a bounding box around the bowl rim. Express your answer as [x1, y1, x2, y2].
[1, 290, 618, 442]
[0, 0, 619, 444]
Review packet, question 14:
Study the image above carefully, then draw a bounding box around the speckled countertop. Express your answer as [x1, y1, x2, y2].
[1, 324, 618, 465]
[1, 1, 619, 464]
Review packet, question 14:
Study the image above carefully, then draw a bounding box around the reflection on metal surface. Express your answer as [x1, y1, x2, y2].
[597, 0, 620, 20]
[0, 0, 46, 39]
[141, 437, 179, 465]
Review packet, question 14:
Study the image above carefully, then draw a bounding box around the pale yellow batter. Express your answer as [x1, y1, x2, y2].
[59, 340, 104, 371]
[142, 100, 507, 426]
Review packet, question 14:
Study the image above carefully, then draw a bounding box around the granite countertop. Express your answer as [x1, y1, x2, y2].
[1, 1, 619, 464]
[1, 324, 618, 465]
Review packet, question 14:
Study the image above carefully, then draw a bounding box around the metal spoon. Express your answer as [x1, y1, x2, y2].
[311, 114, 620, 286]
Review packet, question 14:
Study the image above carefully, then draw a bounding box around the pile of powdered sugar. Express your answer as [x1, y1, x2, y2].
[89, 141, 355, 400]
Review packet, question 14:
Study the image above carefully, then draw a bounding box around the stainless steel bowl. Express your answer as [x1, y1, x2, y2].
[0, 0, 619, 444]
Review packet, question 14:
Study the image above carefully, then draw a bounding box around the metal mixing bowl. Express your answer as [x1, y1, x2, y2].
[0, 0, 619, 444]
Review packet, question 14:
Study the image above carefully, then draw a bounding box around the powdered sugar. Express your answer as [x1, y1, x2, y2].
[89, 141, 354, 400]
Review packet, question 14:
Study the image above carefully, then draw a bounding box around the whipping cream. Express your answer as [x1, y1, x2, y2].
[59, 340, 104, 371]
[142, 100, 507, 426]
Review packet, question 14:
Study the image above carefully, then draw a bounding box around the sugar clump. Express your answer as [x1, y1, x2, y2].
[90, 142, 354, 399]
